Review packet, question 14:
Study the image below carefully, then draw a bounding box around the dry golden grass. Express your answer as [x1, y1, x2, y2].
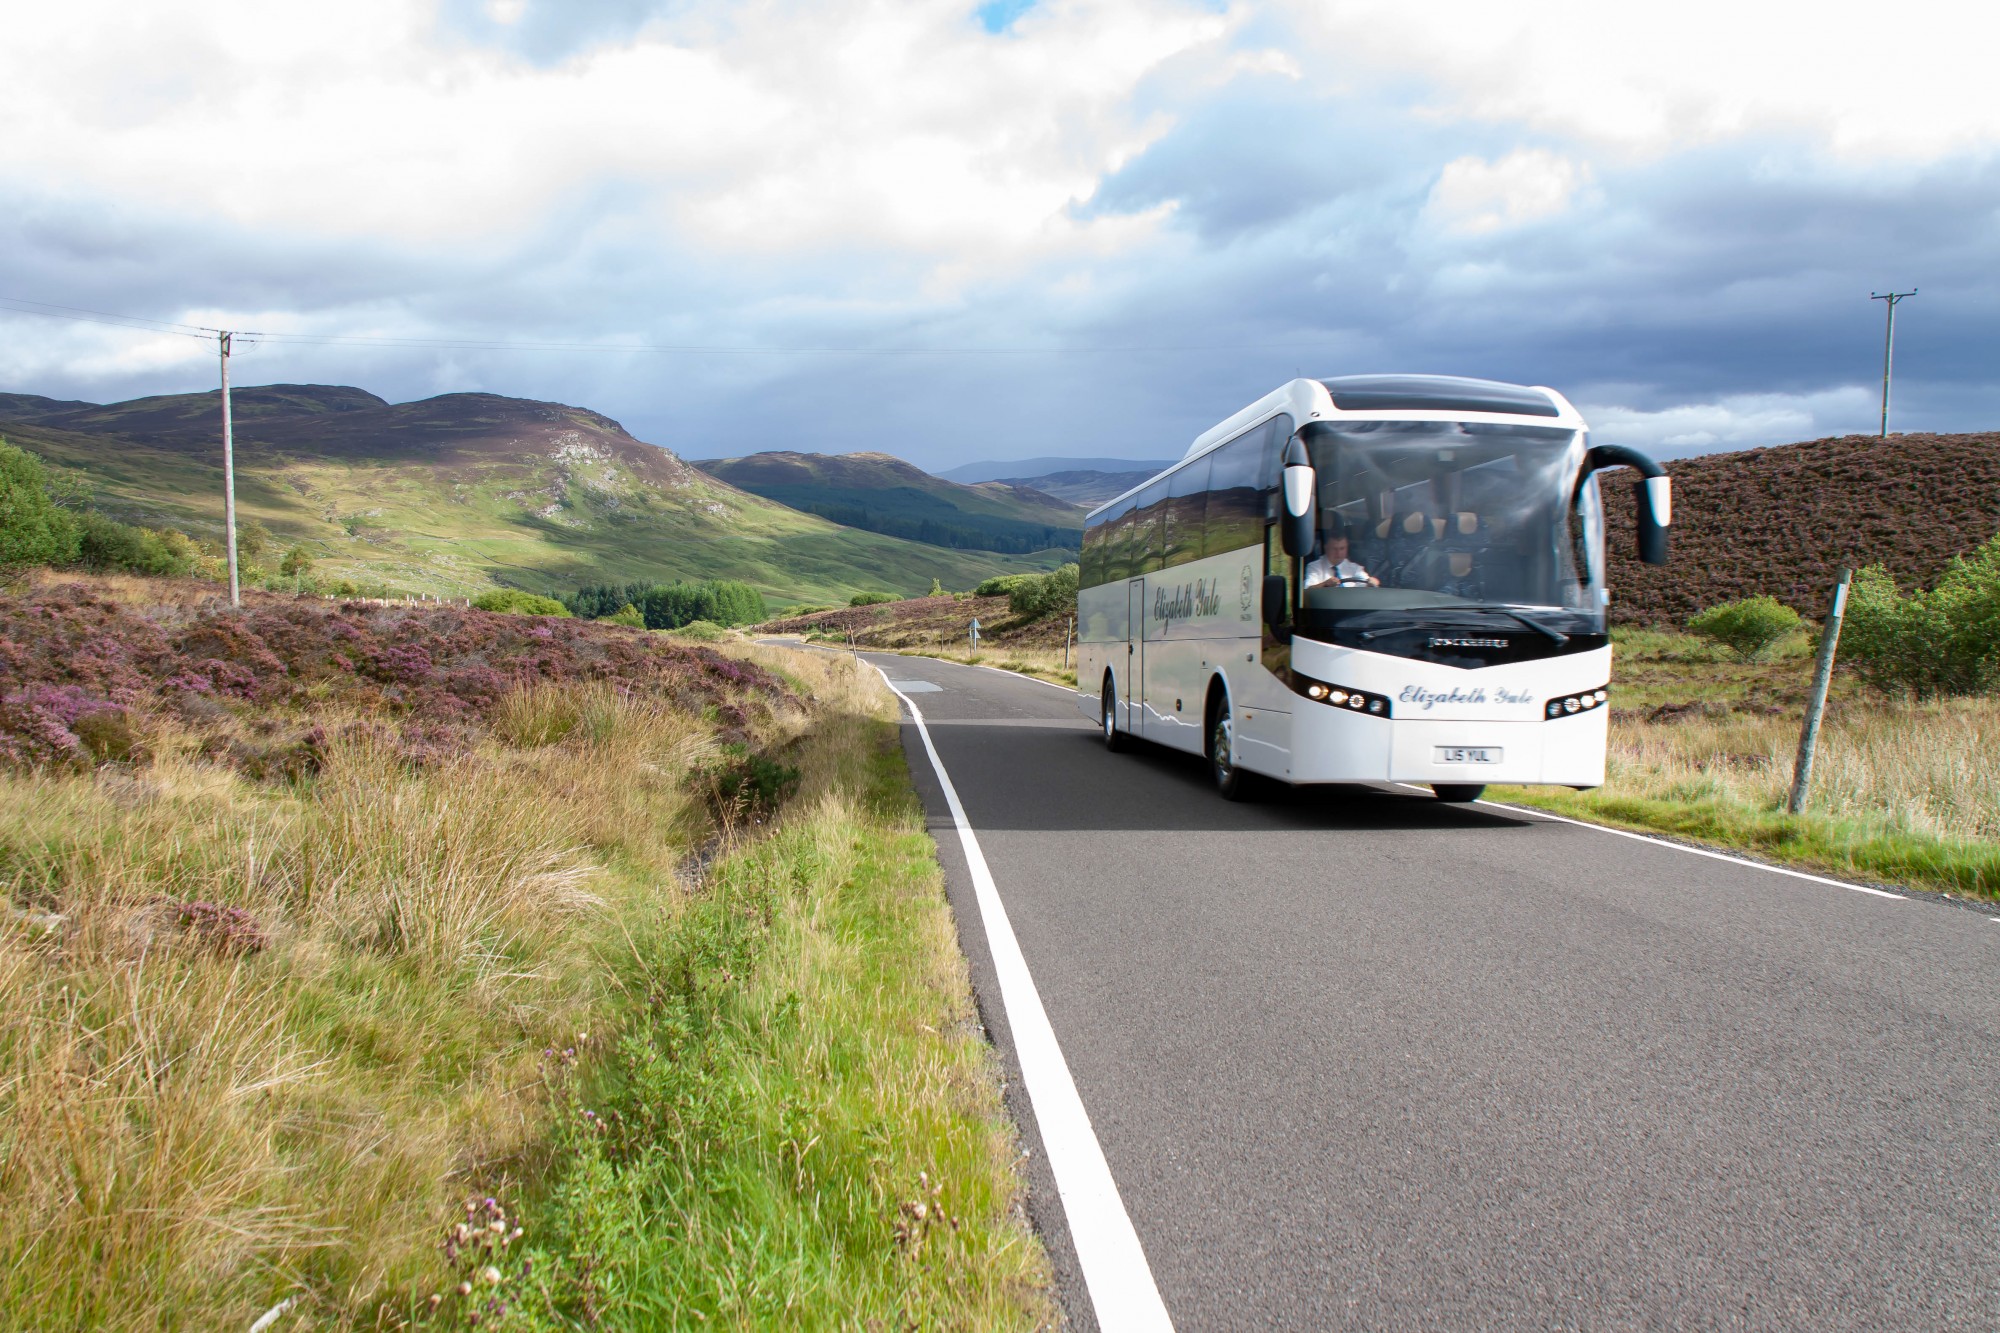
[1499, 629, 2000, 895]
[0, 635, 1054, 1328]
[1593, 697, 2000, 843]
[0, 686, 720, 1328]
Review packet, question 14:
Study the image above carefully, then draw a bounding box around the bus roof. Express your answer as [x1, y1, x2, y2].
[1083, 375, 1586, 523]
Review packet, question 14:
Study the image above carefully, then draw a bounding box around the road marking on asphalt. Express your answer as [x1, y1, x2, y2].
[877, 667, 1175, 1333]
[885, 679, 943, 692]
[967, 661, 1078, 693]
[1412, 787, 1906, 900]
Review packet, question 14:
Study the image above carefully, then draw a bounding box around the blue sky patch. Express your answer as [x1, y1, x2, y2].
[975, 0, 1035, 34]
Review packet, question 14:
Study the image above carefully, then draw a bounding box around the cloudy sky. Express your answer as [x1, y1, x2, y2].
[3, 0, 1995, 470]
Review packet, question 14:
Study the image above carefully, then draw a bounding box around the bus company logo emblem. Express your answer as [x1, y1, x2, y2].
[1239, 565, 1254, 617]
[1428, 636, 1509, 649]
[1155, 579, 1223, 629]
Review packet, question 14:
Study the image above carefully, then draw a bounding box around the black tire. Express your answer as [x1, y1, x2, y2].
[1433, 783, 1486, 804]
[1207, 696, 1248, 801]
[1101, 680, 1128, 752]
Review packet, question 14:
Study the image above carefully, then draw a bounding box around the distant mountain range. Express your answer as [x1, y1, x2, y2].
[692, 450, 1083, 553]
[0, 385, 1067, 604]
[936, 454, 1177, 483]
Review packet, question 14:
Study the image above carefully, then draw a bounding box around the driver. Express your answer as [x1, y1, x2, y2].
[1304, 519, 1380, 589]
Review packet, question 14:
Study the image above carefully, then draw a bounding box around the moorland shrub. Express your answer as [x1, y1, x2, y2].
[75, 509, 200, 577]
[666, 619, 731, 641]
[2, 437, 224, 578]
[848, 591, 898, 606]
[1842, 533, 2000, 698]
[601, 603, 646, 627]
[0, 439, 81, 566]
[974, 573, 1037, 597]
[472, 589, 571, 617]
[1007, 563, 1080, 620]
[1687, 595, 1802, 660]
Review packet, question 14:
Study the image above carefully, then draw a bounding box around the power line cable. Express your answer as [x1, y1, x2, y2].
[0, 295, 216, 340]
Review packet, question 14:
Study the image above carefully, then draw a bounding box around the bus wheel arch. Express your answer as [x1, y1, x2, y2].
[1205, 678, 1247, 801]
[1101, 671, 1128, 752]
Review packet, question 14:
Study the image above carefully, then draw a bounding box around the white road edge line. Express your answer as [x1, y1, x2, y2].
[1392, 783, 1904, 900]
[876, 666, 1175, 1332]
[967, 660, 1077, 693]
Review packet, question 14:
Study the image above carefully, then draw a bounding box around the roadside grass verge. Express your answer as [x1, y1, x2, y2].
[1495, 629, 2000, 899]
[0, 577, 1050, 1329]
[810, 641, 1078, 689]
[506, 656, 1055, 1327]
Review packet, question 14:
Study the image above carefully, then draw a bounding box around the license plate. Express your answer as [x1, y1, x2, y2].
[1434, 746, 1502, 764]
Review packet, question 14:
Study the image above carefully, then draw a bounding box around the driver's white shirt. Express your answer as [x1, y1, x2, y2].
[1304, 556, 1371, 588]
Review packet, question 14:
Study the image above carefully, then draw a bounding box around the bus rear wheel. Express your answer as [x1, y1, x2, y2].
[1101, 680, 1128, 752]
[1432, 783, 1486, 804]
[1208, 697, 1247, 801]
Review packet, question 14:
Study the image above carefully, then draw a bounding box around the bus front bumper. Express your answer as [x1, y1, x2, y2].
[1289, 706, 1609, 788]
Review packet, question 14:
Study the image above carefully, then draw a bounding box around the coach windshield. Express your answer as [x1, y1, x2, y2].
[1298, 419, 1604, 636]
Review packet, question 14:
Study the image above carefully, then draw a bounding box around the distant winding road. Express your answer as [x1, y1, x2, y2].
[838, 647, 2000, 1331]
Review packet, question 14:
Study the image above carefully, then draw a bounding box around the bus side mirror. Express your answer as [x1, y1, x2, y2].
[1586, 443, 1671, 567]
[1262, 574, 1291, 641]
[1279, 436, 1316, 558]
[1636, 475, 1670, 566]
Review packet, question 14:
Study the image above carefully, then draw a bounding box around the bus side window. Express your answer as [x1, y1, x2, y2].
[1204, 421, 1277, 558]
[1133, 480, 1169, 575]
[1163, 455, 1211, 569]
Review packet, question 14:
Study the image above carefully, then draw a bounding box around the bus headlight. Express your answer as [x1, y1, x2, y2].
[1290, 673, 1390, 716]
[1545, 686, 1611, 719]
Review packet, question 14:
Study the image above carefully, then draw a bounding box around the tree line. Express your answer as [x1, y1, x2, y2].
[564, 579, 768, 629]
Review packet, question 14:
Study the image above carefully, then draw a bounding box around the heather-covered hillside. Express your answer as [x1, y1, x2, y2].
[1606, 432, 2000, 625]
[0, 385, 1065, 603]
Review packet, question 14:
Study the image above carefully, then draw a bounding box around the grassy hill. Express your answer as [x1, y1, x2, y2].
[1606, 431, 2000, 625]
[693, 450, 1083, 554]
[0, 385, 1064, 606]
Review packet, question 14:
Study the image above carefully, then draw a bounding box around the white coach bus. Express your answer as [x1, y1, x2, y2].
[1076, 374, 1670, 802]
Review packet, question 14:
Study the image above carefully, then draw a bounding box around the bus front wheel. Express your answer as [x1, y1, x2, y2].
[1101, 680, 1128, 752]
[1433, 783, 1486, 804]
[1207, 697, 1247, 801]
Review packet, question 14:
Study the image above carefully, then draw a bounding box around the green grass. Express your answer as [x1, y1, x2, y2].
[1491, 784, 2000, 899]
[0, 635, 1052, 1329]
[4, 423, 1064, 606]
[482, 703, 1053, 1328]
[1488, 625, 2000, 899]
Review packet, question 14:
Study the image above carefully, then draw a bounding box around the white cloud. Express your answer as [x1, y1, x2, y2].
[1577, 386, 1879, 456]
[1278, 0, 2000, 161]
[0, 0, 1229, 264]
[1424, 148, 1591, 234]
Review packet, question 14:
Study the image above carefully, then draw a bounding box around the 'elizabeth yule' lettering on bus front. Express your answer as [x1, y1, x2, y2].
[1399, 685, 1536, 709]
[1153, 580, 1224, 629]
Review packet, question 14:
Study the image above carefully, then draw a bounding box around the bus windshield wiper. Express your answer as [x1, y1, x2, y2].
[1359, 607, 1569, 645]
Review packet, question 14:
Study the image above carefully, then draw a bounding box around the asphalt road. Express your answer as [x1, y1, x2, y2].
[849, 649, 2000, 1331]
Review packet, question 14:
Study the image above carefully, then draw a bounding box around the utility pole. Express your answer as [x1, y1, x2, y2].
[1870, 289, 1916, 438]
[217, 330, 240, 606]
